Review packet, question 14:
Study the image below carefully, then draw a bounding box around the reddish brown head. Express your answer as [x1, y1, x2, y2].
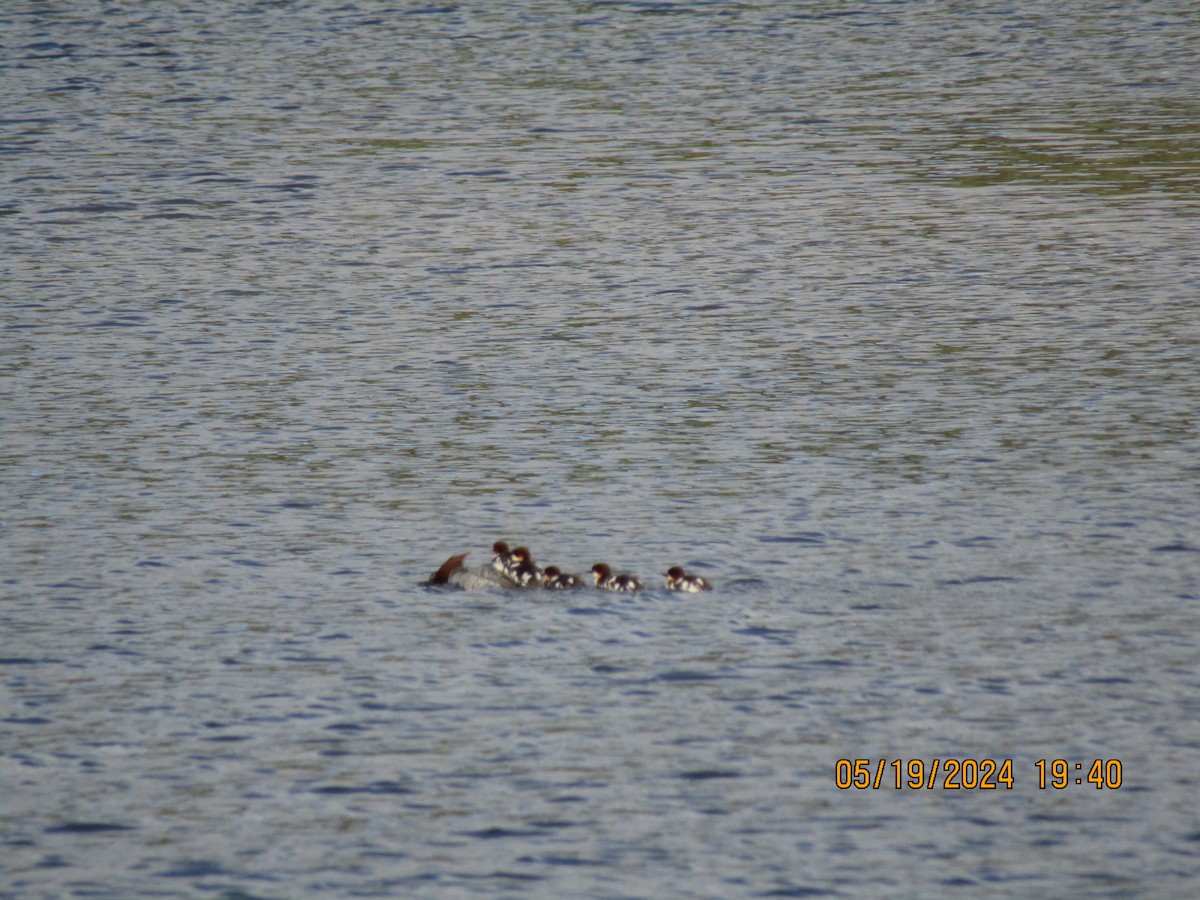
[427, 553, 468, 585]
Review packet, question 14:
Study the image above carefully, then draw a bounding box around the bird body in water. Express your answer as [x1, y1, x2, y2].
[424, 553, 520, 590]
[542, 565, 586, 589]
[591, 562, 646, 591]
[665, 566, 712, 592]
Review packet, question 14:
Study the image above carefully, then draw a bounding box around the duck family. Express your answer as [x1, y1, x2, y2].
[423, 541, 711, 593]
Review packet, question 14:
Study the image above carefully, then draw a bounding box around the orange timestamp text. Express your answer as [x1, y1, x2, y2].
[835, 758, 1124, 790]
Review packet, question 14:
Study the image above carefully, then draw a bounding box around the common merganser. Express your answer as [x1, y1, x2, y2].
[509, 546, 544, 587]
[591, 562, 645, 592]
[542, 565, 585, 589]
[425, 553, 519, 590]
[665, 566, 712, 592]
[492, 541, 515, 575]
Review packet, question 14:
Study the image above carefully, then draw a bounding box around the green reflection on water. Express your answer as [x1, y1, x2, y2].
[938, 108, 1200, 195]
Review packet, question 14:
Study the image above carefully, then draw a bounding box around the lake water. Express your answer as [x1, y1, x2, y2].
[3, 1, 1200, 896]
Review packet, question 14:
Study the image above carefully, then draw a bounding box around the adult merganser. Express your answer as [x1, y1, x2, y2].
[665, 566, 712, 592]
[424, 553, 519, 590]
[591, 562, 645, 592]
[542, 565, 585, 589]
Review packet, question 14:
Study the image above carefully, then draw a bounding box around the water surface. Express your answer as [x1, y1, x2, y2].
[3, 2, 1200, 896]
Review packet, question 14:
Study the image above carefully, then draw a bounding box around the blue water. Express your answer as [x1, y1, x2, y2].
[3, 1, 1200, 896]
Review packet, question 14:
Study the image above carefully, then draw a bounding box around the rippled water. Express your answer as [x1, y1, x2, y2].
[3, 2, 1200, 897]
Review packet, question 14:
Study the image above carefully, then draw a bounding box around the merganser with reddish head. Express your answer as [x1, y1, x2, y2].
[542, 565, 585, 589]
[492, 541, 515, 575]
[424, 552, 520, 590]
[591, 562, 646, 592]
[509, 546, 544, 587]
[665, 566, 712, 592]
